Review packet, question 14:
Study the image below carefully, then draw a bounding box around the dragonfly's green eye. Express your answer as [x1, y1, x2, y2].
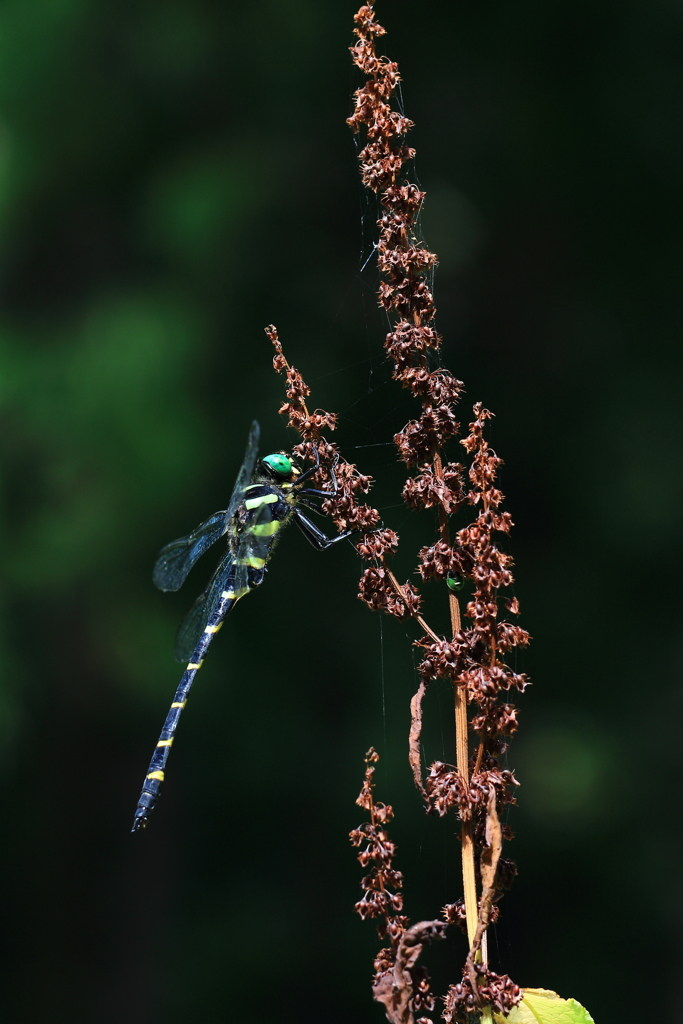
[447, 573, 465, 592]
[262, 453, 293, 477]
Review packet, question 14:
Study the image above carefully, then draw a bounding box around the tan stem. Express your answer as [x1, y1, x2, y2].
[473, 738, 485, 777]
[386, 452, 479, 950]
[458, 774, 478, 949]
[383, 565, 442, 643]
[432, 452, 478, 950]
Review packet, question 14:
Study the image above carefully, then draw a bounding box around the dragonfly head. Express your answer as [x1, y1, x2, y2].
[259, 452, 298, 482]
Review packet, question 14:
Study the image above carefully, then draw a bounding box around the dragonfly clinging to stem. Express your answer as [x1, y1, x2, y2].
[132, 420, 359, 831]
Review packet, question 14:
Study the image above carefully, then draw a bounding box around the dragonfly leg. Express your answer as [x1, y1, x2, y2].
[292, 508, 360, 551]
[295, 451, 341, 494]
[294, 444, 321, 485]
[296, 487, 337, 499]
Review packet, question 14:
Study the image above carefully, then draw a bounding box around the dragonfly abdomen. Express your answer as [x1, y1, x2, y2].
[131, 590, 237, 831]
[131, 548, 277, 830]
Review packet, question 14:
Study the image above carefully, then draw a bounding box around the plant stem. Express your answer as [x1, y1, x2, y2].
[385, 456, 480, 952]
[383, 565, 442, 643]
[432, 454, 479, 951]
[455, 688, 478, 949]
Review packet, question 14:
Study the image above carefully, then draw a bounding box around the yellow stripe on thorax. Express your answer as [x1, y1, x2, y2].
[250, 519, 280, 537]
[244, 493, 278, 510]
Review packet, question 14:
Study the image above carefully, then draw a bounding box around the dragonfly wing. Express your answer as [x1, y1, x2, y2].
[173, 550, 235, 663]
[224, 420, 261, 525]
[152, 511, 230, 592]
[153, 420, 261, 593]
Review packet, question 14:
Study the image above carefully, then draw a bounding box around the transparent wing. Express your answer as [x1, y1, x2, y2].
[174, 550, 235, 663]
[224, 419, 261, 526]
[152, 420, 261, 593]
[153, 511, 229, 592]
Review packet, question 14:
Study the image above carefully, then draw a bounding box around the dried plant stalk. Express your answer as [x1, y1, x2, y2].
[351, 749, 447, 1024]
[346, 3, 530, 1021]
[267, 3, 531, 1018]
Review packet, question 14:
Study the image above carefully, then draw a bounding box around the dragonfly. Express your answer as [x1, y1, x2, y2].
[132, 420, 359, 831]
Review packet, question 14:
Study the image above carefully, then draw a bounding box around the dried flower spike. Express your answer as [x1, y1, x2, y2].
[347, 2, 528, 1018]
[350, 750, 445, 1024]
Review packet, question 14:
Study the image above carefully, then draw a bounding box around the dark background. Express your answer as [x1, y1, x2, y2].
[1, 0, 680, 1020]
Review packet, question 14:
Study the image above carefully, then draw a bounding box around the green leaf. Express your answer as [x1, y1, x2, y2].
[493, 988, 595, 1024]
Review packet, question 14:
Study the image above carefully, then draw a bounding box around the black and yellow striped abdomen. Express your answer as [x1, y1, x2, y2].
[132, 482, 296, 830]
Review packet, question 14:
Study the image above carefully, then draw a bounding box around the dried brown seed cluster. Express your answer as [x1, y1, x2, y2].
[347, 2, 471, 626]
[268, 324, 421, 607]
[413, 403, 530, 826]
[348, 1, 529, 800]
[404, 464, 463, 516]
[349, 749, 406, 938]
[345, 3, 530, 1020]
[348, 9, 465, 621]
[358, 567, 421, 619]
[268, 325, 338, 441]
[267, 3, 531, 1018]
[348, 11, 464, 461]
[425, 762, 518, 822]
[266, 323, 388, 539]
[443, 899, 500, 935]
[351, 750, 445, 1024]
[443, 968, 522, 1023]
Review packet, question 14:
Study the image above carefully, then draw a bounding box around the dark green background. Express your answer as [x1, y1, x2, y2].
[1, 0, 679, 1020]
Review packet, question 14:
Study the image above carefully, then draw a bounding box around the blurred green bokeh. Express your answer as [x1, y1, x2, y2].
[0, 1, 681, 1022]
